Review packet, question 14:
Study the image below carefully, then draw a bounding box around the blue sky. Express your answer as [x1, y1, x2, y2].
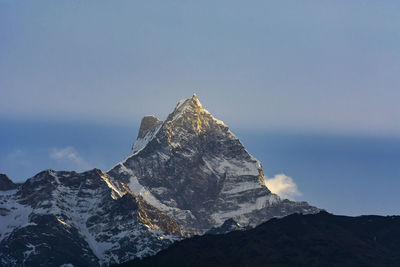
[0, 1, 399, 215]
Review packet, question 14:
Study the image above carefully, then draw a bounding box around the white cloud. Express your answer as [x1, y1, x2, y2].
[49, 147, 91, 171]
[264, 174, 301, 200]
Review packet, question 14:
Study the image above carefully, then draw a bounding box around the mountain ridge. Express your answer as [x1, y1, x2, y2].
[1, 95, 319, 266]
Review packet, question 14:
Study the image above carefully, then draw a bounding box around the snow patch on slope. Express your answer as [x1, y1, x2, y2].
[0, 190, 33, 242]
[205, 156, 260, 177]
[211, 195, 273, 225]
[127, 174, 173, 213]
[117, 164, 196, 223]
[222, 181, 263, 195]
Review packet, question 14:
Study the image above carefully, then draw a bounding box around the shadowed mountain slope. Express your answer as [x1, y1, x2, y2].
[118, 211, 400, 267]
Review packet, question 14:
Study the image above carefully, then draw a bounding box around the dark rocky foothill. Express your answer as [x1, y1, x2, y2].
[118, 211, 400, 267]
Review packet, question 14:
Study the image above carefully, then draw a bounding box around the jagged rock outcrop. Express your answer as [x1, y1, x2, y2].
[137, 115, 163, 139]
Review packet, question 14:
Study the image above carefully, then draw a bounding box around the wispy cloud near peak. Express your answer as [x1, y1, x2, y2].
[49, 147, 91, 171]
[264, 174, 301, 200]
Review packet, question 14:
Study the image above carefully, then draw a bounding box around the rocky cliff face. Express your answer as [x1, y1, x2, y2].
[0, 95, 319, 266]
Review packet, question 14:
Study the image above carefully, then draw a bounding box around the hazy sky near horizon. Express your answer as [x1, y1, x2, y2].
[1, 1, 400, 216]
[1, 0, 399, 136]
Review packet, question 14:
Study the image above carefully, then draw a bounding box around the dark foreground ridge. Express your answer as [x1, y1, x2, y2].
[117, 211, 400, 267]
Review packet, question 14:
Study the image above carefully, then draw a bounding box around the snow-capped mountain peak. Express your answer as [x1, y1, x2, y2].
[166, 93, 226, 128]
[109, 95, 319, 233]
[1, 95, 319, 266]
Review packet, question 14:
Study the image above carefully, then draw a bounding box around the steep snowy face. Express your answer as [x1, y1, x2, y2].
[108, 95, 319, 232]
[0, 169, 184, 266]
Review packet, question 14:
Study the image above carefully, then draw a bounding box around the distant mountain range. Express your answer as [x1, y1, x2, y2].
[0, 94, 339, 266]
